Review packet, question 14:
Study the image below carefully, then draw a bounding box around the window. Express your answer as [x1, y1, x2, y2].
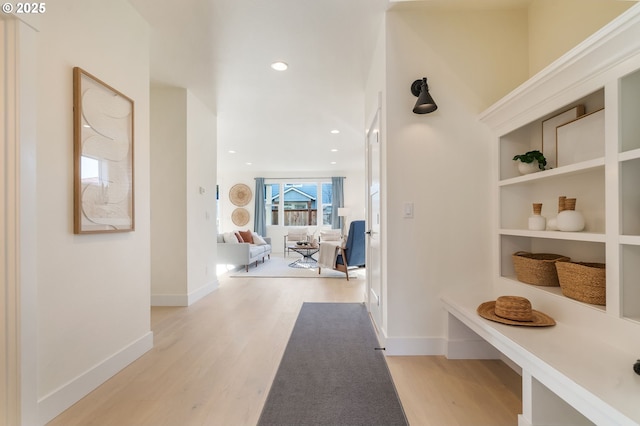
[263, 180, 332, 227]
[322, 182, 333, 225]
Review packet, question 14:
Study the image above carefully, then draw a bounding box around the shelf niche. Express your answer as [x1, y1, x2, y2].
[499, 90, 604, 181]
[620, 68, 640, 153]
[620, 157, 640, 236]
[500, 168, 605, 233]
[622, 244, 640, 322]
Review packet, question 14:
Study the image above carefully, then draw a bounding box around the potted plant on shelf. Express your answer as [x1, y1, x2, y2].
[513, 150, 547, 175]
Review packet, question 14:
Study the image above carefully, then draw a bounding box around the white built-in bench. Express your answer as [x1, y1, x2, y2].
[441, 289, 640, 426]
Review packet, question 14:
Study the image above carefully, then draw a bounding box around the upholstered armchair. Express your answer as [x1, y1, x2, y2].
[283, 229, 309, 256]
[318, 220, 366, 280]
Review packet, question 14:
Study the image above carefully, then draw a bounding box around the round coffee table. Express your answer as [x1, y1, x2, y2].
[287, 244, 320, 269]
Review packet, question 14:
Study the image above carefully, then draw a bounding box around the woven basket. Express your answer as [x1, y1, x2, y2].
[555, 261, 606, 305]
[512, 251, 570, 287]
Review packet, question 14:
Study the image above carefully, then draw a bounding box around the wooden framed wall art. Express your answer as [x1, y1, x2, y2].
[541, 105, 584, 169]
[73, 67, 135, 233]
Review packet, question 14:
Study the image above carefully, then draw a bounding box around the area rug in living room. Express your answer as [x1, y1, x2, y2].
[258, 302, 408, 426]
[227, 255, 364, 279]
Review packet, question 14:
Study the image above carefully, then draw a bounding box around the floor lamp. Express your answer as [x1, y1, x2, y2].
[337, 207, 350, 236]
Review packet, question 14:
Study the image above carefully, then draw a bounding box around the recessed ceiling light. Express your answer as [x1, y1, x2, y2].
[331, 161, 337, 165]
[228, 150, 236, 154]
[271, 61, 288, 71]
[331, 149, 338, 152]
[246, 162, 253, 166]
[330, 129, 340, 134]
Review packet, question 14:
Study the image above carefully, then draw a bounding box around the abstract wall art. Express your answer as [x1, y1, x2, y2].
[73, 67, 135, 234]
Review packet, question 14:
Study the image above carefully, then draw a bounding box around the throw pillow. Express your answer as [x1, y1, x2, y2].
[238, 230, 254, 244]
[234, 231, 244, 243]
[252, 232, 267, 246]
[223, 232, 240, 243]
[320, 230, 342, 241]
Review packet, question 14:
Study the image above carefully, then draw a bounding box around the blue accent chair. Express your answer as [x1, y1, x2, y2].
[334, 220, 366, 280]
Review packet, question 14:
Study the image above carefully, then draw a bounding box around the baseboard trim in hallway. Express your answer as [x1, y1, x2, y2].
[38, 331, 153, 425]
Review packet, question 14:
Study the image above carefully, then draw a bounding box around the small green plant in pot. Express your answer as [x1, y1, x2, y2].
[513, 150, 547, 174]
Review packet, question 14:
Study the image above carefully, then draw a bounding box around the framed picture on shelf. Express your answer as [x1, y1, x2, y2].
[556, 108, 605, 167]
[73, 67, 135, 234]
[541, 105, 584, 169]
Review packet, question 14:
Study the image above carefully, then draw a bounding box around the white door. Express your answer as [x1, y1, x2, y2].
[366, 106, 383, 333]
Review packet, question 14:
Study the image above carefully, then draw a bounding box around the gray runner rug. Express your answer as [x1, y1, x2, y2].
[258, 302, 409, 426]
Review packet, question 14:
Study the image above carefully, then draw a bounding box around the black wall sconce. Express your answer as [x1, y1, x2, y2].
[411, 77, 438, 114]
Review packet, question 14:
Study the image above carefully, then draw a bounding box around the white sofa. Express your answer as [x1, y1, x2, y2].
[217, 232, 272, 272]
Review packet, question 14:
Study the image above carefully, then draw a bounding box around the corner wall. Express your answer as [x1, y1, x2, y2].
[381, 7, 529, 354]
[34, 1, 152, 422]
[185, 91, 218, 299]
[150, 88, 188, 302]
[150, 87, 218, 306]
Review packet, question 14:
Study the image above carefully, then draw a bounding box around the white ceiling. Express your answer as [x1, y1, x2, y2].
[128, 0, 531, 174]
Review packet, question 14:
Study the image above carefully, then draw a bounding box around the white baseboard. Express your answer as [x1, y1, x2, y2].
[384, 336, 504, 358]
[151, 279, 218, 306]
[151, 293, 188, 306]
[38, 331, 153, 425]
[446, 338, 501, 359]
[384, 337, 446, 356]
[517, 414, 532, 426]
[188, 279, 218, 305]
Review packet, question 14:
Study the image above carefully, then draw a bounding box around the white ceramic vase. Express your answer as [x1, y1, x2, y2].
[556, 198, 585, 232]
[517, 161, 540, 175]
[528, 203, 546, 231]
[557, 210, 585, 232]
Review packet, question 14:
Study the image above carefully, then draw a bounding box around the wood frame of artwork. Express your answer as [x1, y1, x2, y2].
[541, 105, 585, 169]
[73, 67, 135, 234]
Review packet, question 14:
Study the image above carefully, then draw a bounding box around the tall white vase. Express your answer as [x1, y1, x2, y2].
[528, 203, 546, 231]
[556, 198, 585, 232]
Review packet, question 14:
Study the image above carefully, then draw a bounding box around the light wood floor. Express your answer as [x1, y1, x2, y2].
[48, 273, 521, 426]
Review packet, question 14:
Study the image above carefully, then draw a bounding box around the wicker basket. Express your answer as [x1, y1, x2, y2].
[555, 261, 606, 305]
[512, 251, 570, 287]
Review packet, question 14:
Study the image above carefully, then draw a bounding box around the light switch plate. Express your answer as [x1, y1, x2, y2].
[404, 202, 414, 218]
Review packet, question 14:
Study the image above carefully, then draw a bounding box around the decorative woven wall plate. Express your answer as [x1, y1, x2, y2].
[229, 183, 252, 207]
[232, 208, 250, 226]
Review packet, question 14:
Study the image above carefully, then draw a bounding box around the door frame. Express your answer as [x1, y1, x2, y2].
[1, 15, 21, 425]
[2, 15, 39, 425]
[365, 94, 384, 335]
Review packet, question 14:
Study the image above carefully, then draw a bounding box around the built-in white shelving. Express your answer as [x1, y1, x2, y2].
[444, 5, 640, 424]
[492, 65, 640, 320]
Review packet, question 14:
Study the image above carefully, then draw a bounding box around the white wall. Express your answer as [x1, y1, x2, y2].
[150, 88, 188, 298]
[376, 1, 632, 356]
[185, 91, 218, 297]
[35, 0, 152, 422]
[381, 7, 529, 354]
[528, 0, 633, 76]
[217, 169, 366, 254]
[150, 87, 218, 306]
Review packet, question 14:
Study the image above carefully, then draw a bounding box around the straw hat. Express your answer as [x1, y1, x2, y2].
[477, 295, 555, 327]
